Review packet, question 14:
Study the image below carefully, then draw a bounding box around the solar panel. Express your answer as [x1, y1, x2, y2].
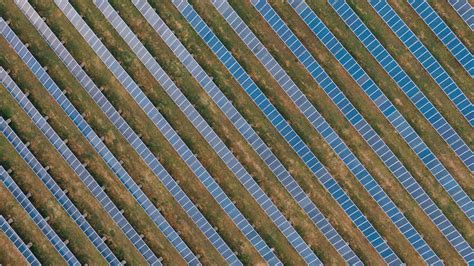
[0, 215, 40, 266]
[448, 0, 474, 30]
[165, 0, 403, 264]
[331, 0, 473, 173]
[288, 0, 474, 223]
[0, 115, 120, 264]
[369, 0, 473, 127]
[0, 165, 80, 265]
[213, 0, 442, 264]
[133, 0, 359, 264]
[0, 64, 160, 265]
[0, 16, 195, 265]
[409, 0, 473, 76]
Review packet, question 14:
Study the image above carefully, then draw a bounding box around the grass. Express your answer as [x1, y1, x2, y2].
[387, 0, 473, 101]
[0, 179, 65, 265]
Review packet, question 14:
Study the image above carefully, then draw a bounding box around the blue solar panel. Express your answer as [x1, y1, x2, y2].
[0, 166, 80, 265]
[52, 1, 242, 264]
[0, 215, 40, 266]
[408, 0, 473, 76]
[216, 0, 442, 263]
[0, 61, 159, 264]
[166, 0, 403, 264]
[288, 0, 474, 223]
[369, 0, 473, 127]
[133, 0, 361, 264]
[0, 115, 120, 264]
[448, 0, 474, 30]
[0, 16, 194, 265]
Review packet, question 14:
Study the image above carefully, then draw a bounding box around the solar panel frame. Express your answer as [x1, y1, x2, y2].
[288, 0, 474, 223]
[166, 0, 402, 264]
[0, 165, 80, 265]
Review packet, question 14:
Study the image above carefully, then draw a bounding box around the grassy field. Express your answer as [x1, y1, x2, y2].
[0, 179, 65, 265]
[0, 0, 471, 264]
[387, 0, 474, 101]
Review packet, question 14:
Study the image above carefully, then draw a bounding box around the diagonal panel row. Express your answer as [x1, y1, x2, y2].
[215, 0, 440, 264]
[53, 0, 246, 263]
[251, 0, 473, 263]
[0, 165, 79, 265]
[0, 214, 40, 266]
[169, 0, 402, 264]
[0, 64, 160, 265]
[93, 0, 302, 264]
[288, 0, 474, 222]
[133, 0, 362, 264]
[448, 0, 474, 29]
[0, 114, 120, 264]
[408, 0, 473, 76]
[330, 0, 473, 178]
[369, 0, 473, 127]
[0, 17, 198, 265]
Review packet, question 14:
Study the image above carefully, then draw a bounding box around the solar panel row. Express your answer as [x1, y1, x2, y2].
[0, 63, 160, 265]
[93, 1, 293, 264]
[0, 165, 79, 265]
[217, 0, 440, 264]
[170, 0, 402, 264]
[369, 0, 474, 127]
[52, 1, 246, 264]
[0, 115, 120, 264]
[289, 0, 474, 223]
[331, 0, 473, 175]
[448, 0, 474, 29]
[246, 0, 473, 263]
[133, 0, 359, 264]
[0, 17, 196, 265]
[409, 0, 473, 77]
[0, 215, 40, 266]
